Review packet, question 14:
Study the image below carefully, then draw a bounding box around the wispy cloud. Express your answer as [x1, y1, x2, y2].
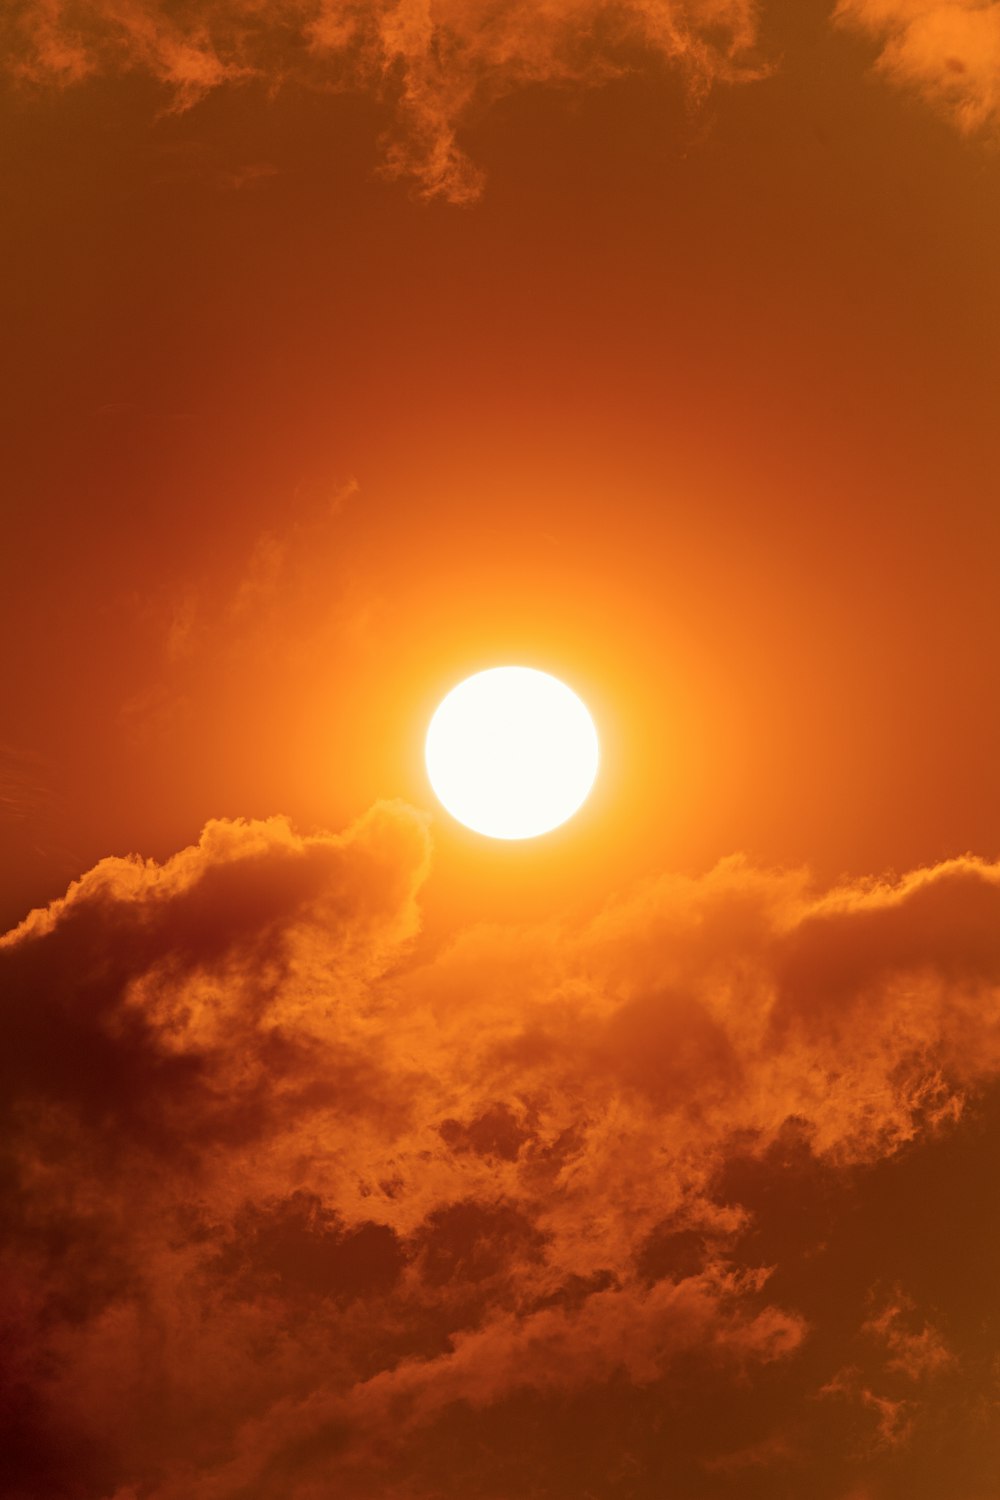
[3, 0, 765, 199]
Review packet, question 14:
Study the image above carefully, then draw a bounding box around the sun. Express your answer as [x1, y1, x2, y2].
[425, 666, 599, 840]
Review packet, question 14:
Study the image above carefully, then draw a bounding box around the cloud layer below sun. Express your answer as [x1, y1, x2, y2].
[3, 0, 998, 199]
[3, 804, 1000, 1497]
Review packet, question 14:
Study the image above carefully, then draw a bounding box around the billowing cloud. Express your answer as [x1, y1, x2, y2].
[2, 0, 764, 199]
[835, 0, 1000, 134]
[3, 820, 1000, 1497]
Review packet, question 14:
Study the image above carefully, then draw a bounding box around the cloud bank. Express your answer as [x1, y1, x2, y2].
[3, 808, 1000, 1497]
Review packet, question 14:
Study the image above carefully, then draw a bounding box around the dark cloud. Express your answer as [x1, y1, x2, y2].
[209, 1190, 406, 1304]
[2, 820, 1000, 1496]
[0, 802, 430, 1149]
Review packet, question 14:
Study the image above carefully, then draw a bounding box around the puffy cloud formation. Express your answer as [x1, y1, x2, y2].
[836, 0, 1000, 134]
[1, 0, 763, 199]
[3, 809, 1000, 1497]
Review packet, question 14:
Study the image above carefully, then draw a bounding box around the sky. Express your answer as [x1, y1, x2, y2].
[2, 2, 1000, 1497]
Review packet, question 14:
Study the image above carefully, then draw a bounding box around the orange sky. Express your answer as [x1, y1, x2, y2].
[2, 4, 1000, 1498]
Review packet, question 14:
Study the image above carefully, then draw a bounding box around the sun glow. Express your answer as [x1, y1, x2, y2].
[425, 666, 599, 840]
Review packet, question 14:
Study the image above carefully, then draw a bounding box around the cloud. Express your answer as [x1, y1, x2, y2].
[6, 1, 998, 199]
[2, 0, 765, 199]
[863, 1295, 955, 1381]
[3, 824, 1000, 1496]
[835, 0, 1000, 135]
[0, 800, 431, 1141]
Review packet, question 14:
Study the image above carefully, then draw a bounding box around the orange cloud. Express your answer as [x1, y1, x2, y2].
[8, 1, 998, 204]
[3, 817, 1000, 1496]
[836, 0, 1000, 134]
[3, 0, 764, 199]
[10, 0, 999, 201]
[863, 1295, 955, 1381]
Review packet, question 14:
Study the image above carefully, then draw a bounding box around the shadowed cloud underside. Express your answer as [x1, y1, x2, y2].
[2, 806, 1000, 1498]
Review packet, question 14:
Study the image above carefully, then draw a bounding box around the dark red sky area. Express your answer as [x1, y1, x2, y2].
[2, 3, 1000, 1498]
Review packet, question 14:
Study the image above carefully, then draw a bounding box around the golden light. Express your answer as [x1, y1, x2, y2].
[425, 666, 600, 839]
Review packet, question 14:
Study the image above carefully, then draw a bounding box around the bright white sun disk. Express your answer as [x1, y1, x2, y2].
[425, 666, 599, 839]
